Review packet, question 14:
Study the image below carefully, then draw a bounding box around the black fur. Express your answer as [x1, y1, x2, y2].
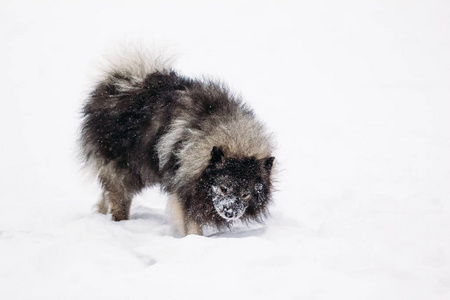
[189, 154, 274, 229]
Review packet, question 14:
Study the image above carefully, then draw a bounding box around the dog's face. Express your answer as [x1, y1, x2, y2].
[206, 147, 274, 222]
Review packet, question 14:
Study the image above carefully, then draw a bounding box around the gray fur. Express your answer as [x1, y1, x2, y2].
[80, 50, 275, 236]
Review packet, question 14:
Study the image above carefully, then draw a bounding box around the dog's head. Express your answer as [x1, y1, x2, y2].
[204, 146, 275, 222]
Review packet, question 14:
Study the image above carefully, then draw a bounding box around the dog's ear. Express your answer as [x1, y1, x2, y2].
[210, 146, 225, 164]
[264, 157, 275, 172]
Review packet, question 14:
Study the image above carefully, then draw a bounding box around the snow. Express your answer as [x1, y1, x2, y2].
[1, 0, 450, 299]
[211, 185, 247, 221]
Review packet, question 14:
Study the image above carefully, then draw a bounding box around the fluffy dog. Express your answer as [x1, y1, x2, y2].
[80, 51, 275, 236]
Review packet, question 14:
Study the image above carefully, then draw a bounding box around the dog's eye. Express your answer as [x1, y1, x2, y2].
[219, 186, 228, 194]
[241, 192, 251, 200]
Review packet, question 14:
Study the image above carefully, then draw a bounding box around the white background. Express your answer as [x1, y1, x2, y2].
[1, 1, 450, 299]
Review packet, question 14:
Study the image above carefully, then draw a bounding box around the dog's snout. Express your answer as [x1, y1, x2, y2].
[213, 196, 248, 221]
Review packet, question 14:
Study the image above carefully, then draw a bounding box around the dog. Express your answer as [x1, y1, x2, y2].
[80, 50, 275, 236]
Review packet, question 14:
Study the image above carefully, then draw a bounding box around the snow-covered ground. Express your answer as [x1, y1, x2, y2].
[1, 1, 450, 299]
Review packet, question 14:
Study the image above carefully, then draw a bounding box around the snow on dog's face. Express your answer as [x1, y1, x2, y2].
[211, 178, 251, 221]
[206, 147, 275, 222]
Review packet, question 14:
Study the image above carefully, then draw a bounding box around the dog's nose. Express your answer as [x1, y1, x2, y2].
[224, 210, 235, 219]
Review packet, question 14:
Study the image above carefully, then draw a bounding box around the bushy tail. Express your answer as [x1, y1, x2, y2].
[94, 45, 175, 93]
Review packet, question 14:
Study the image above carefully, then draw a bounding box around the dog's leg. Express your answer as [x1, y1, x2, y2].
[167, 193, 187, 236]
[97, 187, 132, 221]
[185, 218, 202, 236]
[97, 190, 110, 214]
[98, 164, 136, 221]
[108, 190, 132, 221]
[167, 193, 203, 236]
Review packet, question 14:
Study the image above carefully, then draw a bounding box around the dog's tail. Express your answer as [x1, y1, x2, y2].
[94, 45, 175, 94]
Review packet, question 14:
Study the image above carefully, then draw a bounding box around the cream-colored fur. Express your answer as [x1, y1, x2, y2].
[157, 109, 274, 189]
[98, 46, 173, 93]
[167, 193, 202, 236]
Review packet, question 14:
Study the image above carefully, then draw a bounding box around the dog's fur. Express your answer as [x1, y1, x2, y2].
[80, 51, 275, 236]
